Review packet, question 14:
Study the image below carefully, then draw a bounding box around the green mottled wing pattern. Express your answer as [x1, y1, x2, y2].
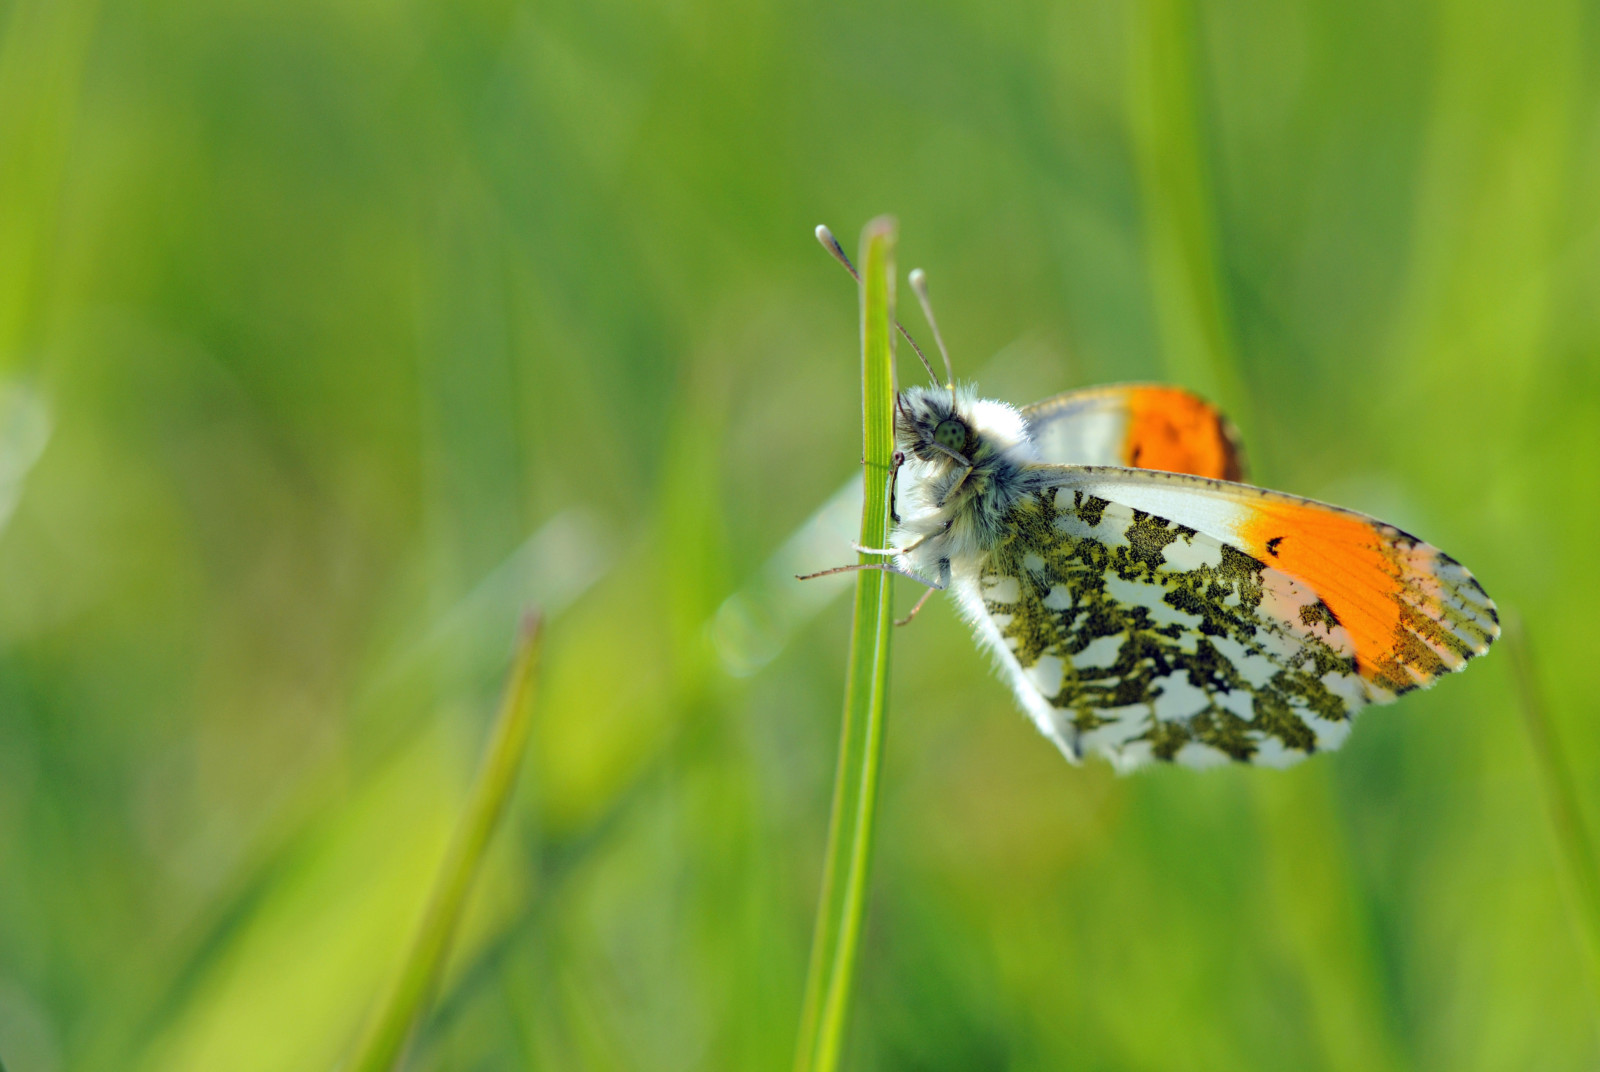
[966, 484, 1377, 770]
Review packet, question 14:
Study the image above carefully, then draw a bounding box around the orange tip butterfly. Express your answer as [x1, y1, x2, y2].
[801, 225, 1498, 772]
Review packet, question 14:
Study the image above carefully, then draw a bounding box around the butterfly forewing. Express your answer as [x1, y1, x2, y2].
[1022, 384, 1246, 481]
[957, 466, 1497, 771]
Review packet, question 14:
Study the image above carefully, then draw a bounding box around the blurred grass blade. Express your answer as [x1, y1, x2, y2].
[1126, 0, 1254, 443]
[1127, 7, 1408, 1063]
[710, 478, 860, 677]
[1506, 613, 1600, 1010]
[347, 613, 545, 1072]
[793, 218, 898, 1072]
[0, 379, 51, 535]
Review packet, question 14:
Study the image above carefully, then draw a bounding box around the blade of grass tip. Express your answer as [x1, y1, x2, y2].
[1506, 613, 1600, 1016]
[346, 611, 545, 1072]
[793, 217, 898, 1072]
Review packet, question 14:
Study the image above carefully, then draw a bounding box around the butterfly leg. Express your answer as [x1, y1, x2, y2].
[795, 561, 945, 589]
[895, 585, 937, 627]
[853, 517, 952, 557]
[938, 464, 976, 507]
[895, 557, 951, 626]
[887, 450, 905, 525]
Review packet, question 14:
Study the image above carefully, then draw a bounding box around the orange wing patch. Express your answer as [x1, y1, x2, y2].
[1123, 386, 1245, 482]
[1239, 500, 1496, 695]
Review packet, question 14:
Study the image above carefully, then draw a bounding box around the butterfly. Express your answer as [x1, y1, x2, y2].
[802, 226, 1499, 772]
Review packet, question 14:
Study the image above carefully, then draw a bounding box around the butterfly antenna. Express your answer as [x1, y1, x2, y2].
[815, 224, 942, 389]
[908, 268, 956, 405]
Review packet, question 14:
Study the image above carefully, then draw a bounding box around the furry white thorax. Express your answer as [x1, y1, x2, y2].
[891, 385, 1040, 587]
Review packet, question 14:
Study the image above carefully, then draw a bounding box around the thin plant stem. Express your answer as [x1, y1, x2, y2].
[1505, 613, 1600, 1014]
[793, 217, 898, 1072]
[347, 612, 546, 1072]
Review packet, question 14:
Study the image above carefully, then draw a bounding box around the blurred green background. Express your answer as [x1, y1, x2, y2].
[2, 0, 1598, 1068]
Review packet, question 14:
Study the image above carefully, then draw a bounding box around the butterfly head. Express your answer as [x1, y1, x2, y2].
[896, 385, 975, 462]
[896, 385, 1033, 461]
[894, 384, 1038, 526]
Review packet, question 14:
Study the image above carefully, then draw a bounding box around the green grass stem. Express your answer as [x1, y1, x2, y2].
[346, 613, 545, 1072]
[1505, 613, 1600, 1013]
[792, 217, 898, 1072]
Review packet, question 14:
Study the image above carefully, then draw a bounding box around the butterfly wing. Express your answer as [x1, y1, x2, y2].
[955, 465, 1497, 770]
[1022, 384, 1247, 481]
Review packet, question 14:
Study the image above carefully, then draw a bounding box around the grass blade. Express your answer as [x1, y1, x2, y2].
[346, 613, 545, 1072]
[1505, 613, 1600, 1014]
[1127, 9, 1408, 1065]
[792, 217, 899, 1072]
[1126, 0, 1254, 441]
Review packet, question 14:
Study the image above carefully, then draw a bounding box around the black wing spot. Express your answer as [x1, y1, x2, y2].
[1299, 599, 1341, 632]
[1072, 491, 1109, 528]
[1266, 535, 1284, 557]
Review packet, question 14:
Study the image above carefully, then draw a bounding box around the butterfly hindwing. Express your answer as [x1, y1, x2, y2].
[955, 465, 1497, 770]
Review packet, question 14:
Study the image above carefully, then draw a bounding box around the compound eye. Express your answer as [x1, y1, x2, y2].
[933, 419, 966, 452]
